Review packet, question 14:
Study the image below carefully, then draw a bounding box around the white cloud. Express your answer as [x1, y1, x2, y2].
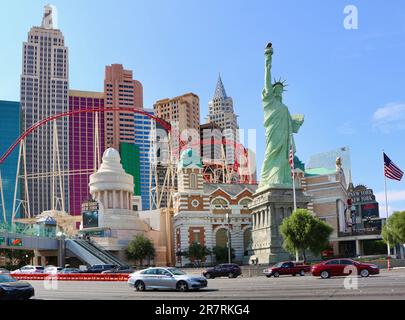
[375, 189, 405, 217]
[378, 205, 399, 218]
[372, 103, 405, 133]
[375, 189, 405, 203]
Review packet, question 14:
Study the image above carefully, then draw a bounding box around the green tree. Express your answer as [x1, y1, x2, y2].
[0, 249, 34, 267]
[382, 211, 405, 248]
[279, 209, 333, 262]
[212, 246, 235, 264]
[126, 234, 155, 266]
[184, 242, 211, 266]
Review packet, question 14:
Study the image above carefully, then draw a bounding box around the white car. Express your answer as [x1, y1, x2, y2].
[44, 266, 63, 274]
[128, 267, 208, 292]
[11, 265, 45, 274]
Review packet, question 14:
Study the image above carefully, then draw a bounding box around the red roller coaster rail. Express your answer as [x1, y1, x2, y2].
[0, 107, 171, 165]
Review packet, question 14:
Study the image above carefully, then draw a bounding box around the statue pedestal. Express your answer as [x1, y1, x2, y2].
[248, 187, 312, 265]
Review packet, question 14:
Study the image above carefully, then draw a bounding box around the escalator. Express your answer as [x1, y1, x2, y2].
[66, 239, 126, 267]
[87, 240, 126, 267]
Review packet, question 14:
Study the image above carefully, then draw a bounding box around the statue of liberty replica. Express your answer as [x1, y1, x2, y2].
[259, 42, 304, 190]
[249, 43, 311, 264]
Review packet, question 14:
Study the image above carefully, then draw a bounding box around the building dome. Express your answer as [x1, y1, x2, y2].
[103, 148, 121, 162]
[98, 148, 125, 174]
[89, 148, 133, 194]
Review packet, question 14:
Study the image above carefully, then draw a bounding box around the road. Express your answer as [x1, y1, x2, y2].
[29, 269, 405, 300]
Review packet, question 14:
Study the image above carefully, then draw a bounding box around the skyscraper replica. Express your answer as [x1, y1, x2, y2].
[104, 64, 143, 150]
[206, 75, 239, 165]
[68, 90, 105, 216]
[134, 108, 155, 210]
[0, 100, 20, 223]
[154, 93, 200, 160]
[21, 5, 69, 216]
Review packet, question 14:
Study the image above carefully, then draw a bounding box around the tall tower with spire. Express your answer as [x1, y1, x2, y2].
[21, 4, 69, 216]
[206, 75, 239, 165]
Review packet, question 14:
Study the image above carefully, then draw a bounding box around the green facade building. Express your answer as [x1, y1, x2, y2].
[119, 142, 141, 196]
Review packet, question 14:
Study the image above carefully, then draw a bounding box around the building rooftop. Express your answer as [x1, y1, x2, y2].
[213, 74, 227, 99]
[305, 167, 337, 177]
[204, 183, 258, 197]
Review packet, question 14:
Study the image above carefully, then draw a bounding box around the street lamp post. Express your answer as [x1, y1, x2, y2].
[226, 212, 232, 264]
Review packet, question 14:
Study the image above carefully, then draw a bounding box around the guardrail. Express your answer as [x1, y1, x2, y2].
[12, 273, 130, 282]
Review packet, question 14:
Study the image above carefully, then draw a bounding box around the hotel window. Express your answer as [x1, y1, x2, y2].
[190, 173, 197, 189]
[193, 230, 201, 244]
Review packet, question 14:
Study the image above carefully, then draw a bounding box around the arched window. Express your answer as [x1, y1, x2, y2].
[215, 228, 228, 248]
[212, 198, 229, 209]
[239, 198, 253, 209]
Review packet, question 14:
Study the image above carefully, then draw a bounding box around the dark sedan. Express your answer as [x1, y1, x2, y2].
[203, 264, 242, 279]
[102, 266, 135, 274]
[83, 264, 117, 273]
[0, 274, 35, 300]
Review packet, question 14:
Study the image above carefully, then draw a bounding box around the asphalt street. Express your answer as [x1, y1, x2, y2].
[29, 269, 405, 300]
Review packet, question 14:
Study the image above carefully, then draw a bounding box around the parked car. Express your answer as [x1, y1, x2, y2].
[59, 268, 82, 274]
[102, 266, 135, 274]
[11, 266, 44, 274]
[311, 258, 380, 279]
[263, 261, 311, 278]
[183, 262, 198, 268]
[83, 264, 117, 273]
[203, 264, 242, 279]
[44, 266, 63, 274]
[0, 268, 10, 274]
[128, 267, 208, 292]
[0, 274, 35, 300]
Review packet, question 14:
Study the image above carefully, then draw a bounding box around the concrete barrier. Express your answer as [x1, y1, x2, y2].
[12, 273, 130, 282]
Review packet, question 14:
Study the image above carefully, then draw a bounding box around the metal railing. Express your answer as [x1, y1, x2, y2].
[338, 228, 382, 237]
[0, 223, 56, 238]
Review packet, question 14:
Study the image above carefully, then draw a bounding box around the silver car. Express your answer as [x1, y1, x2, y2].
[128, 267, 208, 292]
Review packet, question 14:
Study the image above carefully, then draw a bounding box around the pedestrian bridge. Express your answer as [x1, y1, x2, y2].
[0, 223, 126, 267]
[0, 223, 59, 251]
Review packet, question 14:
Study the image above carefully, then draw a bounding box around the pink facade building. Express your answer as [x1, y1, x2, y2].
[69, 90, 105, 216]
[104, 64, 143, 150]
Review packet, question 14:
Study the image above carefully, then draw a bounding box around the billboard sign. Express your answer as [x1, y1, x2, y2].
[83, 211, 99, 229]
[0, 237, 5, 246]
[361, 203, 380, 219]
[82, 200, 99, 229]
[8, 238, 23, 247]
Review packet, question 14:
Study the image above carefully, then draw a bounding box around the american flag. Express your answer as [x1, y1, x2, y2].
[384, 153, 404, 181]
[289, 140, 295, 178]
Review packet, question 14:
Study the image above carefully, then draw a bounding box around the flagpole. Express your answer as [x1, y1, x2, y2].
[383, 151, 391, 271]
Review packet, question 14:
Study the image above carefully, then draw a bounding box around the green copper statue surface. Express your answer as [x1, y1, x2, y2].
[258, 43, 304, 191]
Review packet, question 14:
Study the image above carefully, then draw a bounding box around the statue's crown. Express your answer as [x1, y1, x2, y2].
[273, 78, 288, 90]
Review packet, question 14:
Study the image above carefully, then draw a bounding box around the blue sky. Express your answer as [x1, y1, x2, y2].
[1, 0, 405, 216]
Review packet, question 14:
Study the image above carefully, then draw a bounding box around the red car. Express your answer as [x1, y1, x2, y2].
[311, 258, 379, 279]
[263, 261, 311, 278]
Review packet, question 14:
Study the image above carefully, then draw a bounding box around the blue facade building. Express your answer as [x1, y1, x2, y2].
[0, 100, 20, 223]
[134, 108, 155, 210]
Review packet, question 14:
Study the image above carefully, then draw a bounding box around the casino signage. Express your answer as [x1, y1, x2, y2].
[8, 238, 23, 247]
[348, 189, 376, 204]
